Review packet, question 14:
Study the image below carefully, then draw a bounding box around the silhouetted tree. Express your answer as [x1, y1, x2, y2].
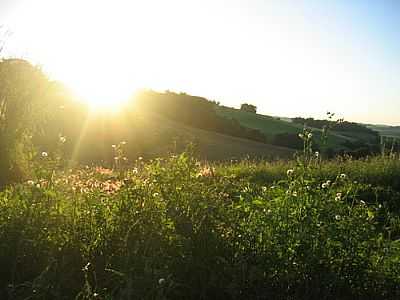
[240, 103, 257, 113]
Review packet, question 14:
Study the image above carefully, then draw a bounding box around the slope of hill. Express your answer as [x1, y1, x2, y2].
[121, 111, 296, 161]
[367, 125, 400, 139]
[215, 106, 350, 150]
[215, 106, 380, 152]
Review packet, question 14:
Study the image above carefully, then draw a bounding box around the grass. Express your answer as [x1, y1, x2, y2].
[215, 106, 378, 150]
[1, 150, 400, 299]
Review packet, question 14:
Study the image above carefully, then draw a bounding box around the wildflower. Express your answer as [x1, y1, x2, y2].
[111, 144, 116, 148]
[335, 215, 341, 221]
[27, 180, 34, 186]
[321, 182, 329, 189]
[59, 135, 66, 143]
[83, 262, 91, 272]
[335, 193, 342, 201]
[132, 168, 138, 174]
[298, 133, 304, 139]
[158, 278, 166, 285]
[262, 186, 267, 192]
[121, 141, 127, 145]
[292, 191, 298, 197]
[308, 133, 313, 139]
[315, 151, 319, 158]
[153, 192, 159, 197]
[360, 200, 366, 206]
[114, 157, 119, 161]
[340, 173, 347, 180]
[41, 151, 48, 157]
[198, 166, 214, 177]
[286, 169, 294, 176]
[138, 156, 143, 161]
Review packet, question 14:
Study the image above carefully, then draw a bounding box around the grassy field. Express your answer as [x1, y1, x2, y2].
[1, 149, 400, 299]
[77, 111, 296, 163]
[215, 106, 378, 150]
[368, 125, 400, 139]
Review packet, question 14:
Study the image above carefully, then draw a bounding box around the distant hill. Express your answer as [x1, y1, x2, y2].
[215, 106, 380, 154]
[367, 125, 400, 139]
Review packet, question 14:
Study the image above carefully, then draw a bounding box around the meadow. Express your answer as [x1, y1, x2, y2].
[1, 143, 400, 299]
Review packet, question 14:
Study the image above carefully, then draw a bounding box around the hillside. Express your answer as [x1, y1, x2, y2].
[215, 106, 380, 153]
[368, 124, 400, 139]
[100, 110, 296, 161]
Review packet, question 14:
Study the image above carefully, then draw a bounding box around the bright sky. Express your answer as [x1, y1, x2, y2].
[1, 0, 399, 125]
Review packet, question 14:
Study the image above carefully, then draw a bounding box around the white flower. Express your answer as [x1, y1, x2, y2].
[335, 215, 341, 221]
[59, 135, 66, 143]
[340, 173, 347, 180]
[286, 169, 294, 176]
[308, 133, 313, 139]
[111, 144, 116, 148]
[335, 193, 342, 201]
[27, 180, 35, 186]
[158, 278, 166, 285]
[360, 200, 366, 206]
[262, 186, 267, 192]
[321, 183, 328, 189]
[292, 191, 297, 197]
[121, 141, 127, 145]
[315, 151, 319, 158]
[41, 151, 48, 157]
[298, 133, 304, 139]
[153, 192, 159, 197]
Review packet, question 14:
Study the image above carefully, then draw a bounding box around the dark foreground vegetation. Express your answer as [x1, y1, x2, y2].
[1, 58, 400, 299]
[1, 150, 400, 299]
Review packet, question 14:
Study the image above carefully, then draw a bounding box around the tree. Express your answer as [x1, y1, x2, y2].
[0, 58, 50, 186]
[240, 103, 257, 113]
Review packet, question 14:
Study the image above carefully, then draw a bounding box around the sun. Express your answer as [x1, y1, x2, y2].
[63, 71, 138, 111]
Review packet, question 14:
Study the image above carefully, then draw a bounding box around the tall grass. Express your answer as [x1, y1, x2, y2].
[1, 151, 400, 299]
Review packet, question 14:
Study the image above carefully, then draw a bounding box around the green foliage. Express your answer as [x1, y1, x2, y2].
[1, 152, 400, 299]
[0, 59, 50, 187]
[240, 103, 257, 113]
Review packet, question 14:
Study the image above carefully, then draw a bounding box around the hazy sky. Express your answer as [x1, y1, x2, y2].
[1, 0, 399, 125]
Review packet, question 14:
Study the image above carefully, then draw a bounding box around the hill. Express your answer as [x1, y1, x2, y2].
[76, 110, 295, 162]
[367, 124, 400, 139]
[215, 106, 380, 154]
